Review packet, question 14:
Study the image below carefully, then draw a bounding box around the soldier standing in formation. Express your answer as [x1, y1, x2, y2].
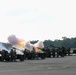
[61, 46, 65, 57]
[45, 47, 51, 58]
[10, 49, 16, 62]
[56, 47, 60, 57]
[1, 50, 5, 62]
[67, 47, 70, 56]
[52, 48, 55, 57]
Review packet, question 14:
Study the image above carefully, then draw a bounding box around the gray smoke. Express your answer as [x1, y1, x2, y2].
[8, 35, 18, 45]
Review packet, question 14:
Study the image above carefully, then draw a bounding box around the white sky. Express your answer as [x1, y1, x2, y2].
[0, 0, 76, 42]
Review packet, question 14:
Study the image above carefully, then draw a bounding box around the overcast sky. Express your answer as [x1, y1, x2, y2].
[0, 0, 76, 42]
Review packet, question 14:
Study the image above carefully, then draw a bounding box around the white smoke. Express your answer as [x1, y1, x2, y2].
[25, 41, 33, 51]
[34, 41, 44, 49]
[7, 35, 44, 53]
[8, 35, 25, 55]
[25, 41, 44, 51]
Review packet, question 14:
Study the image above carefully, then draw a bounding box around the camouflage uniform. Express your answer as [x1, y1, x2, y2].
[1, 50, 5, 62]
[52, 48, 55, 57]
[10, 49, 16, 62]
[67, 47, 70, 56]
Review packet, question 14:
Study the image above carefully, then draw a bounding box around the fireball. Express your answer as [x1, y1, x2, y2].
[17, 40, 25, 46]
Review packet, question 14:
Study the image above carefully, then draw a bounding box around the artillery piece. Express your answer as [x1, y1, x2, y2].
[24, 47, 46, 60]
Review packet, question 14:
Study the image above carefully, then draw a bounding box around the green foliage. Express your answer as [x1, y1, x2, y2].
[43, 40, 54, 48]
[30, 40, 38, 44]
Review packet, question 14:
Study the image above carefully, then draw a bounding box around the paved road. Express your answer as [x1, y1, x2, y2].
[0, 55, 76, 75]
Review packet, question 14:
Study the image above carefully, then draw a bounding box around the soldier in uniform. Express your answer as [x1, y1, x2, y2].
[1, 50, 5, 62]
[10, 49, 13, 62]
[56, 47, 60, 57]
[67, 47, 70, 56]
[31, 47, 36, 59]
[45, 47, 51, 58]
[4, 51, 9, 62]
[60, 46, 66, 57]
[52, 48, 55, 58]
[13, 49, 16, 62]
[10, 49, 16, 62]
[23, 49, 26, 59]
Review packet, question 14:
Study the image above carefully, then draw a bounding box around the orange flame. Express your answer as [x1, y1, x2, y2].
[17, 40, 25, 46]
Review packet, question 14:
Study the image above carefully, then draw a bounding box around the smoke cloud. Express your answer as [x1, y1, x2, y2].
[8, 35, 18, 45]
[25, 41, 33, 51]
[25, 41, 44, 51]
[34, 41, 44, 49]
[8, 35, 25, 47]
[7, 35, 44, 52]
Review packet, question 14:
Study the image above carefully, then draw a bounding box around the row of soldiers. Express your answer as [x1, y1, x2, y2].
[42, 46, 71, 58]
[0, 49, 16, 62]
[0, 46, 71, 62]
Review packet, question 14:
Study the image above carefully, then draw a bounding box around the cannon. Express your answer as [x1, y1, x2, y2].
[24, 48, 46, 60]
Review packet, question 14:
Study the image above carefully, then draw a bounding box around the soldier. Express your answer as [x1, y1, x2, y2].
[1, 50, 5, 62]
[67, 47, 70, 56]
[45, 47, 51, 58]
[52, 48, 55, 58]
[10, 49, 16, 62]
[59, 47, 62, 57]
[23, 49, 27, 59]
[4, 51, 9, 62]
[31, 47, 36, 59]
[13, 49, 16, 62]
[56, 47, 60, 57]
[60, 46, 65, 57]
[10, 49, 13, 62]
